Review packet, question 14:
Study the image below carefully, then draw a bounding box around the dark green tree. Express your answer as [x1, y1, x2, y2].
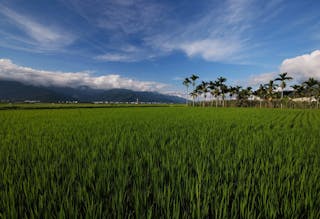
[275, 72, 293, 108]
[183, 78, 191, 106]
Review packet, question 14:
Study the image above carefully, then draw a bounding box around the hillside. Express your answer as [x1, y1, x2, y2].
[0, 80, 185, 103]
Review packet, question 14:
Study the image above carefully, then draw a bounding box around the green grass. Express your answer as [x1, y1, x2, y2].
[0, 103, 180, 110]
[0, 107, 319, 218]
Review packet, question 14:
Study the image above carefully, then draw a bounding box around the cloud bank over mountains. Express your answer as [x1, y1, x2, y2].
[1, 50, 319, 92]
[0, 59, 167, 91]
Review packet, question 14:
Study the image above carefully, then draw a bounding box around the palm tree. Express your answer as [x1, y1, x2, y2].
[302, 78, 320, 107]
[264, 80, 278, 107]
[228, 86, 238, 106]
[228, 86, 236, 99]
[289, 84, 303, 108]
[209, 81, 220, 107]
[246, 86, 253, 107]
[216, 77, 227, 107]
[254, 84, 267, 108]
[303, 78, 318, 92]
[291, 84, 304, 98]
[316, 81, 320, 109]
[190, 74, 199, 106]
[195, 84, 203, 106]
[202, 81, 209, 107]
[208, 81, 216, 107]
[196, 81, 209, 107]
[189, 90, 198, 106]
[238, 87, 252, 107]
[234, 86, 242, 105]
[220, 84, 229, 107]
[183, 78, 191, 106]
[275, 72, 292, 108]
[243, 86, 253, 97]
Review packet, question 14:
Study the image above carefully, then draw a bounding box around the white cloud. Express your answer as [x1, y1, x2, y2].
[62, 0, 256, 63]
[162, 90, 186, 99]
[23, 0, 284, 63]
[248, 72, 277, 86]
[95, 44, 157, 62]
[280, 50, 320, 82]
[0, 59, 167, 91]
[248, 50, 320, 87]
[223, 0, 253, 25]
[63, 0, 165, 35]
[96, 53, 137, 62]
[143, 0, 260, 63]
[1, 0, 300, 65]
[0, 5, 74, 50]
[178, 39, 243, 62]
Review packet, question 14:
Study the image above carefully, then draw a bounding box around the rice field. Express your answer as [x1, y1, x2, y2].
[0, 106, 319, 218]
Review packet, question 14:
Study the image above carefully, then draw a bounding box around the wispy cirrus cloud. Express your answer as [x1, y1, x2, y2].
[3, 0, 317, 66]
[0, 58, 167, 91]
[96, 53, 138, 62]
[61, 0, 257, 62]
[140, 0, 251, 62]
[62, 0, 166, 35]
[143, 0, 284, 63]
[61, 0, 168, 61]
[0, 4, 75, 51]
[95, 45, 157, 62]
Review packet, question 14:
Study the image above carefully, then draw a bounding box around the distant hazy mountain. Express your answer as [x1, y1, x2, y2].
[0, 80, 70, 102]
[0, 80, 185, 103]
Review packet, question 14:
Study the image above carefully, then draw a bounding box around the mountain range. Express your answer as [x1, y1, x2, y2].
[0, 80, 185, 103]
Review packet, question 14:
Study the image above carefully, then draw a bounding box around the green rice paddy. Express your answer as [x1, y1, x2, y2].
[0, 107, 319, 218]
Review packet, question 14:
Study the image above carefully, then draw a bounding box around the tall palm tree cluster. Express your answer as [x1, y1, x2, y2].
[183, 73, 320, 109]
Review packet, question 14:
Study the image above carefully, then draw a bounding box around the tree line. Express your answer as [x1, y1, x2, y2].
[183, 73, 320, 109]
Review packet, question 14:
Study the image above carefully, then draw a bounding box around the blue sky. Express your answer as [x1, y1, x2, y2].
[0, 0, 320, 94]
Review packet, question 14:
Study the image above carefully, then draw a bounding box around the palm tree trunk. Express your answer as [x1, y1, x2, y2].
[186, 87, 189, 106]
[309, 96, 312, 109]
[211, 95, 214, 107]
[222, 94, 225, 107]
[268, 98, 272, 108]
[192, 83, 195, 107]
[280, 90, 283, 109]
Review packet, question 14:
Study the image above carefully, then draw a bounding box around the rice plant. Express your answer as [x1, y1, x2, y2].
[0, 107, 319, 218]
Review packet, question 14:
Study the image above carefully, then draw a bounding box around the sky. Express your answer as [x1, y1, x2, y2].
[0, 0, 320, 95]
